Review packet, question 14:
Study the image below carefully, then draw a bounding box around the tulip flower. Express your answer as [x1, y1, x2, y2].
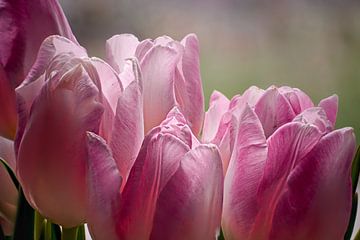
[0, 0, 77, 139]
[106, 34, 204, 136]
[0, 136, 17, 235]
[216, 86, 356, 240]
[86, 108, 223, 240]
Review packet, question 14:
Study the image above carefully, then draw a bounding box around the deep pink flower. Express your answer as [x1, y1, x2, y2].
[0, 0, 76, 139]
[209, 86, 357, 240]
[86, 108, 223, 240]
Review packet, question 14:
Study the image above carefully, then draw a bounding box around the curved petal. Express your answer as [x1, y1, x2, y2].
[0, 0, 77, 87]
[0, 136, 15, 171]
[293, 107, 333, 133]
[254, 87, 296, 138]
[222, 104, 267, 240]
[106, 34, 139, 73]
[117, 131, 189, 239]
[269, 128, 355, 240]
[250, 122, 322, 238]
[318, 94, 338, 127]
[173, 34, 204, 136]
[86, 132, 122, 240]
[150, 145, 223, 240]
[241, 86, 265, 108]
[140, 45, 180, 133]
[110, 79, 144, 188]
[17, 64, 104, 227]
[134, 39, 153, 62]
[202, 91, 230, 143]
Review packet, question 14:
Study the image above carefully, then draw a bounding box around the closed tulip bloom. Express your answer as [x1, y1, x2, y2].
[218, 86, 356, 240]
[86, 108, 223, 240]
[0, 0, 76, 139]
[105, 34, 204, 136]
[0, 137, 17, 235]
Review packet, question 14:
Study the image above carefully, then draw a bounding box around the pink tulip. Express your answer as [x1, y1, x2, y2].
[86, 108, 223, 240]
[0, 136, 17, 235]
[0, 0, 76, 139]
[213, 86, 356, 240]
[106, 34, 204, 136]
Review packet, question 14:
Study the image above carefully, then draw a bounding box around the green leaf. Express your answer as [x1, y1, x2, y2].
[76, 225, 85, 240]
[50, 223, 61, 240]
[352, 146, 360, 194]
[344, 193, 358, 240]
[218, 228, 225, 240]
[0, 158, 19, 189]
[12, 188, 35, 240]
[354, 229, 360, 240]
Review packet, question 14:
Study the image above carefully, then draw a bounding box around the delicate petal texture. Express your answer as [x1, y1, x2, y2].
[140, 45, 180, 133]
[106, 34, 139, 73]
[17, 64, 103, 227]
[0, 0, 76, 87]
[254, 87, 296, 138]
[117, 132, 189, 239]
[278, 87, 314, 115]
[134, 39, 153, 62]
[174, 34, 204, 136]
[269, 128, 355, 240]
[222, 104, 267, 240]
[0, 136, 15, 171]
[241, 86, 265, 108]
[250, 122, 322, 239]
[293, 107, 333, 133]
[202, 91, 230, 143]
[110, 79, 144, 187]
[150, 145, 223, 240]
[86, 132, 122, 240]
[318, 94, 338, 127]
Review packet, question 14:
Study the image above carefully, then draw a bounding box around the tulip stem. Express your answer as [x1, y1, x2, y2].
[34, 211, 45, 240]
[62, 226, 78, 240]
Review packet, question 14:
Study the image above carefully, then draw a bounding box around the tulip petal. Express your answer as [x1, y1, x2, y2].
[106, 34, 139, 73]
[202, 91, 230, 142]
[86, 132, 122, 240]
[117, 131, 189, 239]
[0, 137, 15, 171]
[150, 145, 223, 240]
[222, 104, 267, 240]
[0, 0, 77, 86]
[241, 86, 265, 107]
[17, 64, 103, 227]
[269, 128, 355, 240]
[293, 107, 333, 133]
[173, 34, 204, 136]
[318, 94, 338, 127]
[0, 65, 16, 139]
[254, 87, 297, 138]
[250, 122, 322, 238]
[110, 79, 144, 187]
[140, 45, 180, 133]
[278, 87, 314, 115]
[134, 39, 153, 62]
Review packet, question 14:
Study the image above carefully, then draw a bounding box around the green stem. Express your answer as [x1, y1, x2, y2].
[61, 227, 78, 240]
[34, 211, 45, 240]
[45, 220, 52, 240]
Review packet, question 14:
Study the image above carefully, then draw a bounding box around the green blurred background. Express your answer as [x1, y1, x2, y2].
[60, 0, 360, 140]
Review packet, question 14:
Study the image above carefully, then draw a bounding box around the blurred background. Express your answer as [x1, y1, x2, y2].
[59, 0, 360, 139]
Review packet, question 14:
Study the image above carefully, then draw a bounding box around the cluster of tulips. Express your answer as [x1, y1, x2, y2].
[0, 0, 359, 240]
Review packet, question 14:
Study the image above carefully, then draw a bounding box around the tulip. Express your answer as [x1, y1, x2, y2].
[216, 86, 356, 240]
[0, 136, 17, 235]
[106, 34, 204, 136]
[86, 108, 223, 240]
[0, 0, 77, 139]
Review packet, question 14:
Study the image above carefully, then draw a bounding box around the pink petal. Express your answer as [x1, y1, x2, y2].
[0, 64, 16, 139]
[293, 88, 314, 111]
[318, 94, 338, 127]
[241, 86, 265, 107]
[110, 78, 144, 188]
[250, 122, 322, 238]
[150, 145, 223, 240]
[134, 39, 154, 62]
[222, 104, 267, 240]
[173, 34, 204, 136]
[106, 34, 139, 73]
[279, 87, 314, 115]
[17, 63, 103, 227]
[202, 91, 230, 143]
[0, 136, 15, 171]
[140, 45, 180, 133]
[119, 59, 137, 89]
[269, 128, 355, 240]
[0, 0, 77, 87]
[293, 107, 333, 133]
[86, 132, 122, 240]
[254, 87, 297, 138]
[117, 130, 189, 239]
